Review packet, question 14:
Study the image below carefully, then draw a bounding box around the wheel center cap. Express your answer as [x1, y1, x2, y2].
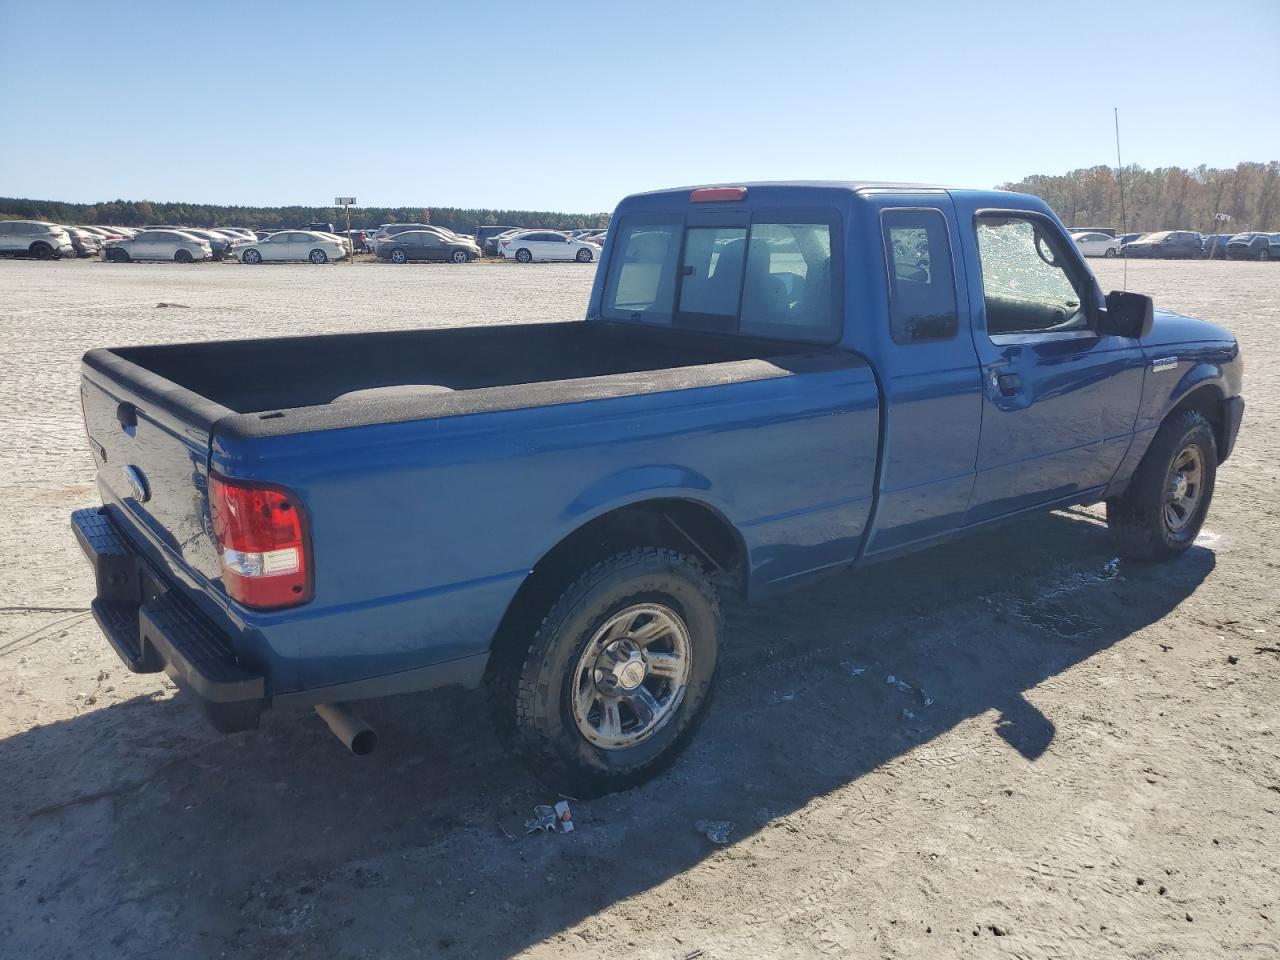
[617, 659, 646, 691]
[1171, 474, 1189, 500]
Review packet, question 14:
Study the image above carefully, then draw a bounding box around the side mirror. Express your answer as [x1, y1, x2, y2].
[1100, 290, 1154, 339]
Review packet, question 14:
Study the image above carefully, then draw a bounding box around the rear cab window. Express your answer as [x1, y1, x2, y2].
[600, 209, 840, 343]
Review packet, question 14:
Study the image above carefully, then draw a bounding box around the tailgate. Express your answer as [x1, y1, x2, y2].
[81, 349, 232, 587]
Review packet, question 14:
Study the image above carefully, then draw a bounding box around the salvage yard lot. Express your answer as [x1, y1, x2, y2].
[0, 258, 1277, 959]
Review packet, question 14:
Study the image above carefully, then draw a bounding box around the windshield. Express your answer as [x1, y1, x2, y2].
[600, 216, 837, 342]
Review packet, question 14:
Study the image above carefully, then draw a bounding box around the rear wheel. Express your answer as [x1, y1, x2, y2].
[515, 247, 532, 263]
[174, 248, 193, 263]
[487, 547, 721, 797]
[1104, 247, 1117, 258]
[309, 248, 328, 264]
[575, 247, 594, 263]
[30, 241, 53, 260]
[1261, 247, 1271, 262]
[1107, 409, 1217, 560]
[389, 248, 407, 264]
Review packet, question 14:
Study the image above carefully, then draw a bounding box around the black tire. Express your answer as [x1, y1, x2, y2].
[174, 248, 193, 263]
[1261, 248, 1271, 262]
[575, 247, 593, 263]
[451, 249, 469, 264]
[309, 248, 328, 264]
[107, 247, 130, 263]
[1104, 247, 1117, 258]
[515, 247, 532, 263]
[242, 248, 262, 264]
[1107, 409, 1217, 560]
[487, 547, 721, 797]
[30, 241, 53, 260]
[389, 248, 407, 264]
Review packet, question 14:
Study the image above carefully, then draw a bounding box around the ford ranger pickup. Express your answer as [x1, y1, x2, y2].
[72, 181, 1244, 796]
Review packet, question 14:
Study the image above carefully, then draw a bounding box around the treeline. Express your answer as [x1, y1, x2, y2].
[1000, 161, 1280, 233]
[0, 198, 611, 234]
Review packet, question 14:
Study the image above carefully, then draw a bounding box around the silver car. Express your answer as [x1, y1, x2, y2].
[0, 220, 75, 259]
[103, 230, 212, 263]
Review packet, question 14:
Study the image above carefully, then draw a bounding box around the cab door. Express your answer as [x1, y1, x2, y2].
[862, 198, 984, 558]
[955, 207, 1146, 524]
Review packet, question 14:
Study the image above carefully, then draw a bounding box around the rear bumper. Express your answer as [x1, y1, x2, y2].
[72, 507, 265, 732]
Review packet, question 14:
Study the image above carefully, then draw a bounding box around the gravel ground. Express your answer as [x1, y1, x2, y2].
[0, 257, 1276, 959]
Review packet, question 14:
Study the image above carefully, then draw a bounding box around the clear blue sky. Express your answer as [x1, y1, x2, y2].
[2, 0, 1277, 213]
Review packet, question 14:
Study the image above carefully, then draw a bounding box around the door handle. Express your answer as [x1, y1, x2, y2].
[996, 373, 1022, 396]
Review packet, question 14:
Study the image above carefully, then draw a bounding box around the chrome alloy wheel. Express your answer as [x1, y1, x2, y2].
[1164, 444, 1205, 532]
[571, 603, 691, 750]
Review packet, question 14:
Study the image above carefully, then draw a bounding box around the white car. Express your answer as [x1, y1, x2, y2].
[499, 230, 601, 263]
[0, 220, 75, 259]
[103, 229, 212, 263]
[236, 230, 349, 264]
[1072, 231, 1121, 258]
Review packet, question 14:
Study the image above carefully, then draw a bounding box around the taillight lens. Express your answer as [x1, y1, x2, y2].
[207, 474, 312, 609]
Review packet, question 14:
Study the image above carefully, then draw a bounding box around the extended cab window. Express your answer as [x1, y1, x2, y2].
[975, 215, 1087, 337]
[881, 209, 958, 343]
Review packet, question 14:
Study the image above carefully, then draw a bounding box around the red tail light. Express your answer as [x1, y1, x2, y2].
[207, 474, 313, 609]
[691, 186, 747, 203]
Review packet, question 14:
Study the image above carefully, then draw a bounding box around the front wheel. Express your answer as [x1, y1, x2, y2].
[487, 548, 721, 797]
[451, 249, 469, 263]
[515, 247, 532, 263]
[389, 248, 407, 264]
[309, 248, 328, 264]
[575, 247, 594, 263]
[1107, 410, 1217, 560]
[1261, 248, 1271, 262]
[107, 247, 131, 263]
[242, 248, 262, 264]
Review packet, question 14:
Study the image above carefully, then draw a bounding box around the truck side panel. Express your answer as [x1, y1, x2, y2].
[211, 361, 881, 694]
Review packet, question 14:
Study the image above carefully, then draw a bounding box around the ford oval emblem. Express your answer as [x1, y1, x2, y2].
[124, 465, 150, 503]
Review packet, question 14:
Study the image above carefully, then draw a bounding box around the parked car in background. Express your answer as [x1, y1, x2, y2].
[1202, 233, 1236, 259]
[103, 229, 212, 263]
[216, 228, 257, 245]
[1117, 232, 1144, 245]
[0, 220, 75, 259]
[1066, 226, 1116, 238]
[482, 228, 526, 256]
[499, 230, 601, 263]
[177, 228, 236, 261]
[377, 230, 480, 264]
[339, 229, 371, 252]
[1071, 231, 1120, 258]
[63, 227, 103, 258]
[1121, 231, 1203, 259]
[370, 223, 463, 246]
[76, 226, 130, 242]
[1225, 232, 1279, 261]
[253, 230, 275, 241]
[476, 225, 516, 252]
[236, 230, 349, 264]
[301, 222, 335, 234]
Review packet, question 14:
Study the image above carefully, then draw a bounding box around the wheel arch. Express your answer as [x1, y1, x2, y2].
[1166, 381, 1228, 458]
[484, 496, 747, 681]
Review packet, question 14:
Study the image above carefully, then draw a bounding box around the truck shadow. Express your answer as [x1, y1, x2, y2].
[1, 508, 1215, 958]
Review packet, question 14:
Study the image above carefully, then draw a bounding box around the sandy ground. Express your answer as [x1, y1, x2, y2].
[0, 257, 1276, 959]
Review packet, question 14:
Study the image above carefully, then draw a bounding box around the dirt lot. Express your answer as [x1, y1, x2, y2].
[0, 257, 1276, 959]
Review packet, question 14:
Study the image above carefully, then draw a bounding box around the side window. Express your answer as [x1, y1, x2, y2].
[678, 227, 747, 318]
[881, 210, 958, 344]
[601, 221, 681, 323]
[975, 215, 1087, 337]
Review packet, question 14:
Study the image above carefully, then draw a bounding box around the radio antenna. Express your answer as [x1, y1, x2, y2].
[1114, 107, 1128, 291]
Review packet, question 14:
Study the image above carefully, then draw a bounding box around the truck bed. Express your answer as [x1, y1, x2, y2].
[89, 321, 830, 436]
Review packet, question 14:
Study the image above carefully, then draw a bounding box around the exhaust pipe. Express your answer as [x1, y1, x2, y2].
[315, 703, 377, 756]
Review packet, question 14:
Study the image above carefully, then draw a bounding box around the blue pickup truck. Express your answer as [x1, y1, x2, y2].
[73, 181, 1244, 796]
